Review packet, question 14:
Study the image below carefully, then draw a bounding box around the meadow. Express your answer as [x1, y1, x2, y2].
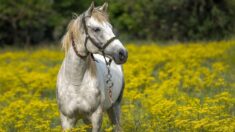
[0, 40, 235, 131]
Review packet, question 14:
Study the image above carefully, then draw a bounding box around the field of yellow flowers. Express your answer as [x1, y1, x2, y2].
[0, 41, 235, 131]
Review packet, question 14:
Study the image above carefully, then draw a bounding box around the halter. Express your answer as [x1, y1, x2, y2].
[71, 14, 117, 66]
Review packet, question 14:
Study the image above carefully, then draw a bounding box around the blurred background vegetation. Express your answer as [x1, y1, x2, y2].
[0, 0, 235, 45]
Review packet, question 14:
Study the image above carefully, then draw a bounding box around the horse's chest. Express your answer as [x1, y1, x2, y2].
[74, 85, 101, 111]
[59, 82, 102, 116]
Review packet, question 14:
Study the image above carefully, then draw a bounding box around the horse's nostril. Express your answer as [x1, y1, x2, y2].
[119, 50, 123, 56]
[119, 49, 126, 61]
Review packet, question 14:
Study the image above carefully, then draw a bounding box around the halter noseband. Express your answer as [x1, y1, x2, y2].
[71, 14, 117, 64]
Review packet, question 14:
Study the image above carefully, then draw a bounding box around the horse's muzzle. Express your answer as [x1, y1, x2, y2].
[113, 48, 128, 64]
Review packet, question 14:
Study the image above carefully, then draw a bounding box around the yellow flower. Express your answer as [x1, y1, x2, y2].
[0, 40, 235, 131]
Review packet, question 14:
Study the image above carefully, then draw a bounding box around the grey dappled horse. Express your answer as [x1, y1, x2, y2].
[56, 2, 128, 132]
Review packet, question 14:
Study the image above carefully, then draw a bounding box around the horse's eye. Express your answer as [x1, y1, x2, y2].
[93, 27, 101, 32]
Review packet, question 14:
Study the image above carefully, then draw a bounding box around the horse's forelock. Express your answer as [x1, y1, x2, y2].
[92, 9, 109, 23]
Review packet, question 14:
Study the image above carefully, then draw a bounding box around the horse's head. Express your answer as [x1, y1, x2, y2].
[80, 2, 128, 64]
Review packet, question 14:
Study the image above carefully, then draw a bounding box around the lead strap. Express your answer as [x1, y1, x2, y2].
[80, 14, 115, 105]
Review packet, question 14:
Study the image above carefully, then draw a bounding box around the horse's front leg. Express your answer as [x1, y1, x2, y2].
[107, 102, 121, 132]
[60, 112, 77, 130]
[89, 105, 103, 132]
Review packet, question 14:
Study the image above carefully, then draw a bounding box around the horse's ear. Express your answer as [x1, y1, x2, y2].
[100, 2, 108, 12]
[85, 1, 95, 17]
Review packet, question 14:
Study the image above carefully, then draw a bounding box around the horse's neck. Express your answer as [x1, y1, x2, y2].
[63, 46, 90, 85]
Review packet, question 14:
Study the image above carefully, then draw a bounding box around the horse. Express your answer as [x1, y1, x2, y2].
[56, 2, 128, 132]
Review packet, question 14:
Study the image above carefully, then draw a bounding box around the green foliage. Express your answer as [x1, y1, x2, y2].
[0, 0, 235, 45]
[0, 0, 60, 44]
[110, 0, 235, 41]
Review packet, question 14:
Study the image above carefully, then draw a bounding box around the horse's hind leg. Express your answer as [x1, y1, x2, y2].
[60, 112, 77, 130]
[107, 102, 121, 132]
[108, 82, 124, 132]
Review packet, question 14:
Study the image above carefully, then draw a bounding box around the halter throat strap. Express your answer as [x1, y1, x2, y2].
[71, 32, 87, 59]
